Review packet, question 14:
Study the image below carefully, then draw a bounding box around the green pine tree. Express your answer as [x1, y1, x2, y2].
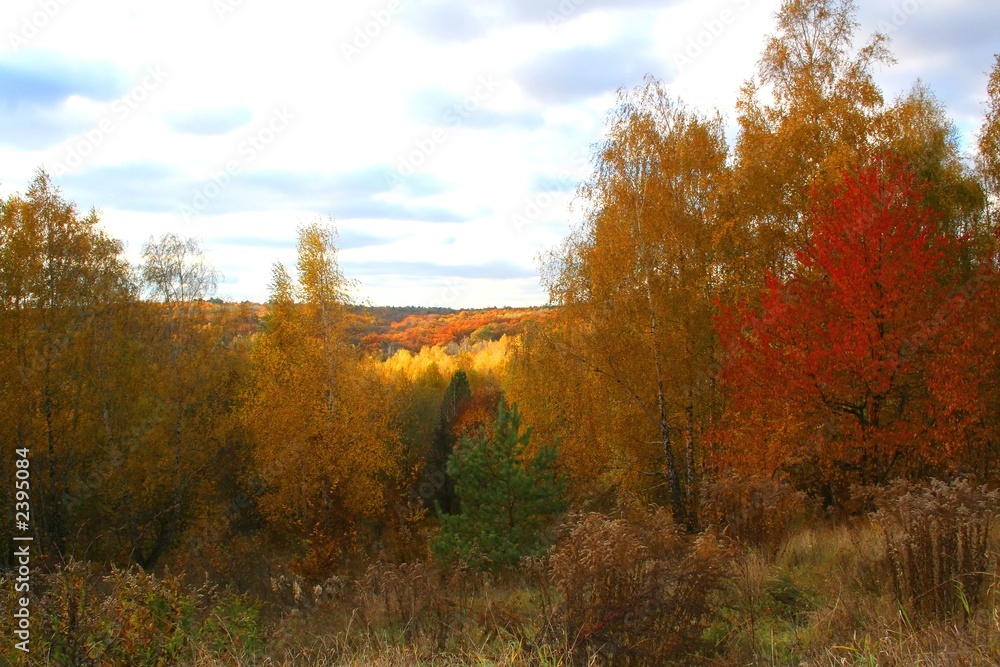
[431, 400, 566, 571]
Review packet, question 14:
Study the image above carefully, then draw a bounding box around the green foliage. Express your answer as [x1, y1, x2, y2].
[198, 594, 267, 661]
[0, 560, 264, 666]
[978, 54, 1000, 202]
[432, 401, 565, 570]
[469, 322, 504, 344]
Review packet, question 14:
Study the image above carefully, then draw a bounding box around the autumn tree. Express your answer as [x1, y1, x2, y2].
[958, 55, 1000, 478]
[0, 173, 248, 569]
[715, 158, 974, 500]
[105, 234, 233, 567]
[733, 0, 986, 285]
[879, 84, 988, 268]
[732, 0, 892, 281]
[0, 171, 134, 561]
[242, 221, 400, 575]
[141, 234, 219, 304]
[508, 78, 728, 526]
[980, 55, 1000, 216]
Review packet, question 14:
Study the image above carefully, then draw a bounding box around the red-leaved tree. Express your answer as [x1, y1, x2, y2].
[714, 158, 978, 497]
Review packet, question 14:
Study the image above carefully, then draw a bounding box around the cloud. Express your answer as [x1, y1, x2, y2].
[337, 228, 396, 249]
[0, 106, 94, 150]
[464, 108, 546, 130]
[229, 170, 470, 221]
[0, 51, 127, 107]
[165, 106, 253, 135]
[0, 51, 128, 148]
[402, 2, 490, 42]
[54, 162, 472, 222]
[57, 161, 189, 212]
[211, 229, 396, 252]
[209, 236, 297, 250]
[402, 0, 668, 42]
[406, 86, 545, 130]
[514, 42, 659, 103]
[858, 2, 1000, 131]
[900, 15, 998, 119]
[873, 2, 1000, 60]
[528, 170, 582, 193]
[384, 171, 449, 199]
[342, 258, 536, 280]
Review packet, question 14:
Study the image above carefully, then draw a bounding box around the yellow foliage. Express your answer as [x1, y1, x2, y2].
[379, 336, 509, 386]
[242, 223, 401, 572]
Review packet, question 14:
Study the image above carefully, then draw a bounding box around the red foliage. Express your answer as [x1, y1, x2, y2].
[451, 385, 503, 444]
[359, 307, 552, 354]
[714, 158, 980, 489]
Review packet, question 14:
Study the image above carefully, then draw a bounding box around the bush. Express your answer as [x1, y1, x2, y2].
[0, 560, 264, 666]
[549, 508, 729, 665]
[700, 473, 809, 553]
[872, 478, 999, 619]
[354, 557, 487, 647]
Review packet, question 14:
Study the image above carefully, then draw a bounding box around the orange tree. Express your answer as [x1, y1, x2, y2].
[241, 222, 401, 575]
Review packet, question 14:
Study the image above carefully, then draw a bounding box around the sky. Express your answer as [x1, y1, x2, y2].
[0, 0, 996, 308]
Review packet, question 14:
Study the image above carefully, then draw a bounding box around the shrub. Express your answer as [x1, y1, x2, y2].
[549, 508, 728, 665]
[700, 473, 808, 553]
[354, 557, 483, 646]
[0, 560, 264, 666]
[41, 561, 198, 665]
[872, 478, 998, 619]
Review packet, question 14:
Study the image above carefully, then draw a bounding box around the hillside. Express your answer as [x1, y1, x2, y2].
[203, 302, 551, 355]
[355, 306, 552, 354]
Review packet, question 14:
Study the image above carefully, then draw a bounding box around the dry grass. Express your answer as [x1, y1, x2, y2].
[5, 482, 998, 666]
[700, 474, 810, 554]
[550, 508, 729, 665]
[871, 478, 999, 619]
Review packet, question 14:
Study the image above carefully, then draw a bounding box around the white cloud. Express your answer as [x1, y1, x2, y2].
[0, 0, 992, 306]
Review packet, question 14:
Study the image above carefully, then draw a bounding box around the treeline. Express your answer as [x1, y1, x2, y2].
[358, 307, 551, 355]
[0, 184, 517, 579]
[506, 3, 1000, 526]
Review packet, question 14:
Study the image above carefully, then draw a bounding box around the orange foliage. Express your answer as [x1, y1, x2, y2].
[360, 307, 552, 354]
[451, 385, 503, 443]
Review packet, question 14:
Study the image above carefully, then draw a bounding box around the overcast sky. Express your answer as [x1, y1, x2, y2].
[1, 0, 996, 307]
